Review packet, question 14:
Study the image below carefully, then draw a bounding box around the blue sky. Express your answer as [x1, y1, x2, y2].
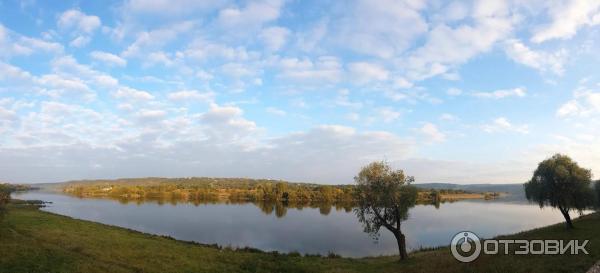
[1, 0, 600, 184]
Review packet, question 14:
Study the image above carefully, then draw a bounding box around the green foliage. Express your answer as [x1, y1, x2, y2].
[353, 161, 417, 260]
[58, 177, 484, 218]
[0, 184, 13, 208]
[61, 177, 358, 204]
[524, 154, 595, 228]
[61, 178, 473, 202]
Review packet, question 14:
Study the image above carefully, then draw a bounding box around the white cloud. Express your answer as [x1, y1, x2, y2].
[260, 26, 290, 51]
[337, 0, 427, 58]
[0, 62, 34, 83]
[58, 9, 101, 34]
[4, 0, 600, 185]
[557, 88, 600, 118]
[0, 106, 17, 121]
[531, 1, 600, 43]
[196, 70, 214, 81]
[278, 56, 342, 84]
[37, 74, 95, 101]
[504, 39, 566, 75]
[393, 77, 413, 89]
[0, 116, 413, 183]
[334, 89, 363, 109]
[1, 27, 63, 57]
[2, 58, 114, 101]
[346, 112, 360, 122]
[406, 0, 515, 80]
[135, 109, 167, 123]
[482, 117, 529, 134]
[69, 36, 91, 48]
[122, 21, 196, 58]
[17, 36, 64, 54]
[473, 87, 526, 99]
[56, 9, 100, 49]
[447, 87, 462, 96]
[261, 125, 412, 182]
[51, 55, 120, 88]
[296, 20, 327, 52]
[441, 1, 469, 22]
[220, 62, 255, 78]
[348, 62, 389, 85]
[90, 51, 127, 67]
[557, 100, 581, 118]
[114, 87, 154, 101]
[0, 24, 6, 45]
[440, 113, 458, 121]
[218, 0, 284, 28]
[122, 0, 227, 16]
[266, 107, 286, 116]
[418, 122, 446, 143]
[145, 51, 175, 67]
[7, 101, 117, 147]
[199, 104, 258, 142]
[167, 90, 215, 102]
[182, 38, 254, 62]
[377, 107, 401, 123]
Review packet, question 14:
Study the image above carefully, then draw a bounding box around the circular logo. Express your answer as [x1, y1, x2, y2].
[450, 231, 481, 263]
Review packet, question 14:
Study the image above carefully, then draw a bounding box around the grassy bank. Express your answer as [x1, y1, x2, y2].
[0, 204, 598, 273]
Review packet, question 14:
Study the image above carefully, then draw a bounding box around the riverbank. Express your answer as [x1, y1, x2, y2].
[1, 203, 597, 273]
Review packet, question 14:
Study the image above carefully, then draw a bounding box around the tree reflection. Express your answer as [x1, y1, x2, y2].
[69, 194, 449, 218]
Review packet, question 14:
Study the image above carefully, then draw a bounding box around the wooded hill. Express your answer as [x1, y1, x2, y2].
[47, 177, 494, 204]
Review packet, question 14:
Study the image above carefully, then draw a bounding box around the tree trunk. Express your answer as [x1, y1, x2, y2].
[559, 207, 574, 229]
[395, 232, 408, 261]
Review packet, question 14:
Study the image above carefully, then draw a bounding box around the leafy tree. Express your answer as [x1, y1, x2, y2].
[275, 182, 287, 200]
[524, 154, 595, 229]
[0, 184, 12, 210]
[353, 161, 417, 260]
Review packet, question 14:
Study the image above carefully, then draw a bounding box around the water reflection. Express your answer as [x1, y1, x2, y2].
[73, 194, 449, 218]
[13, 191, 576, 257]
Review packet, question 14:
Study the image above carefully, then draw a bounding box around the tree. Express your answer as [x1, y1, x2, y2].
[524, 154, 595, 229]
[0, 184, 12, 211]
[353, 161, 417, 260]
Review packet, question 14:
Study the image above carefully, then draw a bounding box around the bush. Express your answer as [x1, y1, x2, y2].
[0, 184, 12, 207]
[327, 252, 341, 259]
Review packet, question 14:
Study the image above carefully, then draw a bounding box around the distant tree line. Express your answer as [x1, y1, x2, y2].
[61, 177, 478, 205]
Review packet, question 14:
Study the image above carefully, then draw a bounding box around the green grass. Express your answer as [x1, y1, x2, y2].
[0, 204, 598, 273]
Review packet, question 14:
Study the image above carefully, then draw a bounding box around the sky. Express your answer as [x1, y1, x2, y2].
[0, 0, 600, 184]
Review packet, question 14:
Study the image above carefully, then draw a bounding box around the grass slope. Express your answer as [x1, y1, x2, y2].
[0, 204, 598, 273]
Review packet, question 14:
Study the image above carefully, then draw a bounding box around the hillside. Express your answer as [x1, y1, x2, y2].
[31, 177, 495, 204]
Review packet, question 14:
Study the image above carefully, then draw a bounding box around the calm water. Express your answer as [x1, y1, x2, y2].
[14, 191, 573, 257]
